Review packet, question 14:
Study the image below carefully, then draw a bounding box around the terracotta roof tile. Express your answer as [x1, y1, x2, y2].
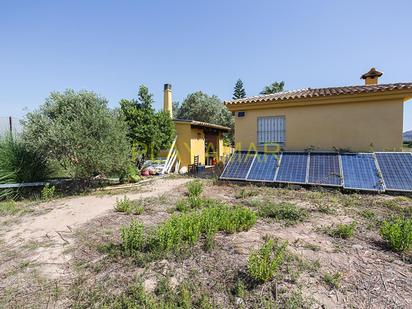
[224, 83, 412, 105]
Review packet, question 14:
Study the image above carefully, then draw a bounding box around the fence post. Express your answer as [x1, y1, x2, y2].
[9, 116, 12, 134]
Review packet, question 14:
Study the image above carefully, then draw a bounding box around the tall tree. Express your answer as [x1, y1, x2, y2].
[137, 85, 154, 110]
[233, 79, 246, 99]
[175, 91, 233, 128]
[260, 81, 285, 95]
[175, 91, 234, 143]
[120, 85, 175, 163]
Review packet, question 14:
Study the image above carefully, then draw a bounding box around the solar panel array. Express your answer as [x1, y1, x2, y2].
[341, 153, 383, 191]
[276, 152, 308, 184]
[308, 153, 341, 186]
[220, 151, 412, 192]
[220, 151, 255, 180]
[246, 153, 279, 182]
[376, 152, 412, 192]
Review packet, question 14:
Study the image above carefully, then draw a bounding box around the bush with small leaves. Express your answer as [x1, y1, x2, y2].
[247, 238, 287, 283]
[41, 184, 56, 200]
[114, 196, 144, 215]
[380, 216, 412, 252]
[258, 202, 308, 225]
[121, 203, 257, 257]
[323, 272, 342, 289]
[121, 220, 145, 254]
[187, 180, 203, 198]
[328, 222, 357, 239]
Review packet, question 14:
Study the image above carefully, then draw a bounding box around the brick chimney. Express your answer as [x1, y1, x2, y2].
[361, 67, 383, 85]
[163, 84, 173, 118]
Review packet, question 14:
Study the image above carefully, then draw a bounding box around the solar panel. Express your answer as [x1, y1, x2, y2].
[246, 152, 280, 182]
[275, 152, 308, 184]
[375, 152, 412, 192]
[340, 153, 384, 191]
[307, 153, 342, 186]
[220, 151, 256, 180]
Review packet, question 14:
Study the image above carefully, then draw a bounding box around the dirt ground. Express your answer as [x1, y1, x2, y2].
[1, 178, 412, 308]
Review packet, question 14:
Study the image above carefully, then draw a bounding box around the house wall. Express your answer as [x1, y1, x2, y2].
[232, 98, 404, 152]
[190, 127, 205, 165]
[175, 123, 192, 168]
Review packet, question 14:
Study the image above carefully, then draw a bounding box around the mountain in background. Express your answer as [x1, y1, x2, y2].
[404, 130, 412, 142]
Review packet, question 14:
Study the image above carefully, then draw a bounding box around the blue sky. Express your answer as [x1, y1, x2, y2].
[1, 0, 411, 131]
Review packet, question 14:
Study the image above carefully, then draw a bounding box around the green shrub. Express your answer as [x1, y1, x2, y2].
[0, 135, 51, 200]
[187, 180, 203, 197]
[328, 222, 357, 239]
[121, 203, 256, 257]
[41, 184, 56, 200]
[380, 217, 412, 252]
[114, 196, 144, 215]
[176, 199, 190, 212]
[323, 272, 342, 289]
[121, 220, 145, 254]
[258, 202, 307, 225]
[187, 196, 203, 209]
[247, 239, 287, 283]
[23, 89, 130, 179]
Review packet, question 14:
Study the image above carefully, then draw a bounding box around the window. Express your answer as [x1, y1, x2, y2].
[237, 111, 246, 117]
[257, 116, 285, 145]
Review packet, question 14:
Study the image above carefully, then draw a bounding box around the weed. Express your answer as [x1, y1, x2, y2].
[121, 203, 256, 258]
[235, 187, 258, 199]
[120, 220, 145, 254]
[303, 243, 321, 251]
[0, 200, 19, 216]
[114, 196, 144, 215]
[187, 180, 203, 197]
[380, 216, 412, 252]
[176, 199, 190, 212]
[360, 209, 375, 219]
[41, 184, 56, 200]
[316, 204, 336, 214]
[323, 271, 342, 289]
[258, 202, 308, 225]
[247, 238, 287, 283]
[187, 195, 203, 209]
[233, 279, 246, 298]
[328, 222, 357, 239]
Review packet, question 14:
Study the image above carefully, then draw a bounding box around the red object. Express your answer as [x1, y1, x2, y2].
[141, 170, 150, 176]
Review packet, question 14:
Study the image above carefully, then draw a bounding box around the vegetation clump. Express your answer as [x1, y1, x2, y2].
[120, 202, 257, 258]
[23, 89, 130, 179]
[0, 135, 51, 200]
[114, 196, 144, 215]
[258, 202, 308, 225]
[328, 222, 357, 239]
[247, 238, 287, 283]
[41, 184, 56, 200]
[380, 216, 412, 252]
[323, 272, 342, 289]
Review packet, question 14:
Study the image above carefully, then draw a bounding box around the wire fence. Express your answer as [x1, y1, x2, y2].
[0, 117, 23, 137]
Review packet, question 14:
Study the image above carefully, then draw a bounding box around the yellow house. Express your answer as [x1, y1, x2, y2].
[224, 68, 412, 152]
[162, 84, 231, 171]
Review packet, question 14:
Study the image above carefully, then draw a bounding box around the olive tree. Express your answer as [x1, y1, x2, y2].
[23, 89, 130, 179]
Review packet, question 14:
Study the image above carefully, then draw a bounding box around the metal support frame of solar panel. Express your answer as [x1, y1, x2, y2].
[274, 152, 309, 184]
[306, 152, 342, 187]
[375, 152, 412, 192]
[340, 153, 384, 192]
[220, 151, 256, 180]
[246, 152, 280, 182]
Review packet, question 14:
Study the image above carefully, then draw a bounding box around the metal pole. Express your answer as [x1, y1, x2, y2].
[9, 116, 12, 134]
